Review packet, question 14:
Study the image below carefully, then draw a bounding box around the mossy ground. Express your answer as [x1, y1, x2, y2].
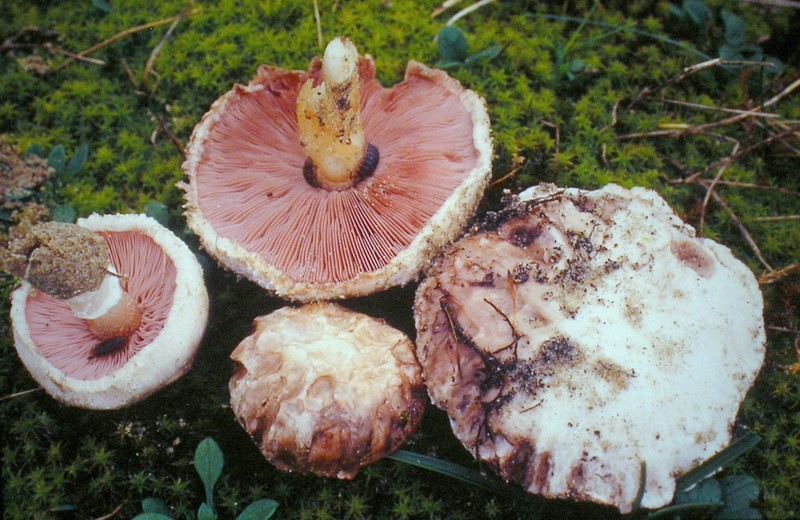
[1, 1, 799, 518]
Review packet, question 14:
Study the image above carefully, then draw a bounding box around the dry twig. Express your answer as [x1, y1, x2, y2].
[50, 7, 199, 73]
[708, 189, 773, 271]
[759, 263, 800, 284]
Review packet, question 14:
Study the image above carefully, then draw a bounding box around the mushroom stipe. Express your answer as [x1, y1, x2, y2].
[303, 142, 380, 189]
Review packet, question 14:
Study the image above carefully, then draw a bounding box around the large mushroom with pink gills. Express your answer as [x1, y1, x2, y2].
[181, 36, 492, 302]
[7, 214, 208, 410]
[414, 183, 766, 512]
[229, 302, 426, 479]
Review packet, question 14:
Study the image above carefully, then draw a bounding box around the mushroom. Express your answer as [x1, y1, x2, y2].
[413, 183, 765, 512]
[182, 36, 492, 301]
[229, 302, 426, 479]
[7, 214, 209, 410]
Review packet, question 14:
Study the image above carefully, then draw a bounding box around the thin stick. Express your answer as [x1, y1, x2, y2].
[92, 504, 124, 520]
[689, 179, 800, 197]
[445, 0, 497, 26]
[42, 43, 106, 65]
[489, 165, 522, 187]
[51, 8, 199, 73]
[661, 98, 781, 118]
[142, 15, 182, 91]
[0, 387, 43, 402]
[689, 76, 800, 133]
[686, 127, 795, 183]
[758, 263, 800, 285]
[312, 0, 323, 50]
[627, 58, 778, 111]
[709, 190, 773, 271]
[743, 0, 800, 8]
[699, 142, 739, 236]
[432, 0, 465, 17]
[751, 215, 800, 221]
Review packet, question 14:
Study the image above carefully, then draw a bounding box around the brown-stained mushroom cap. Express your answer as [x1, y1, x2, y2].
[181, 39, 492, 302]
[413, 183, 765, 512]
[229, 302, 426, 479]
[10, 214, 209, 409]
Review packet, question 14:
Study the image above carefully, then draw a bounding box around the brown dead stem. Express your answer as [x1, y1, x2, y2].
[759, 263, 800, 285]
[50, 7, 199, 73]
[709, 189, 774, 271]
[620, 62, 800, 279]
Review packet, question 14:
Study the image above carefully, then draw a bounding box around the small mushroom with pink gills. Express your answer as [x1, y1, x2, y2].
[414, 183, 766, 513]
[6, 214, 209, 410]
[229, 302, 426, 479]
[182, 36, 492, 301]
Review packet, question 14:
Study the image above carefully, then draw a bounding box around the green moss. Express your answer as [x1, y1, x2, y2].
[2, 0, 799, 518]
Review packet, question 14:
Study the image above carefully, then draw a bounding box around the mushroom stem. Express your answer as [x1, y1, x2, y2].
[296, 37, 375, 191]
[69, 270, 143, 340]
[6, 222, 143, 340]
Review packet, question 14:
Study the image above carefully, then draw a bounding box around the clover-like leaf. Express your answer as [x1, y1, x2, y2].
[145, 200, 170, 227]
[438, 26, 469, 63]
[717, 475, 761, 519]
[51, 204, 76, 223]
[47, 145, 66, 175]
[683, 0, 712, 27]
[141, 498, 171, 515]
[67, 143, 89, 176]
[721, 9, 746, 47]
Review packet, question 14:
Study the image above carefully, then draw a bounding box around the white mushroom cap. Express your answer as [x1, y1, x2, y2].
[229, 302, 426, 479]
[414, 183, 765, 512]
[181, 49, 492, 302]
[10, 213, 209, 410]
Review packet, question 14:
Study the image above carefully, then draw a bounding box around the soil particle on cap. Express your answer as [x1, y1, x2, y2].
[6, 222, 109, 299]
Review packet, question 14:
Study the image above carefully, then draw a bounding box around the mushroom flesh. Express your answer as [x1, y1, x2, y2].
[414, 183, 766, 512]
[229, 302, 426, 479]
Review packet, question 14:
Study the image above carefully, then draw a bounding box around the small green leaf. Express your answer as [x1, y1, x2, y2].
[194, 438, 223, 509]
[24, 143, 46, 158]
[675, 477, 723, 505]
[51, 204, 76, 223]
[717, 475, 761, 519]
[438, 26, 469, 63]
[436, 60, 465, 70]
[718, 43, 743, 62]
[675, 432, 760, 493]
[682, 0, 712, 26]
[144, 200, 170, 226]
[464, 45, 502, 66]
[739, 44, 764, 61]
[197, 503, 216, 520]
[92, 0, 113, 13]
[131, 514, 172, 520]
[235, 499, 279, 520]
[667, 3, 686, 19]
[50, 505, 77, 512]
[67, 143, 89, 176]
[47, 145, 66, 174]
[142, 497, 171, 515]
[721, 10, 746, 47]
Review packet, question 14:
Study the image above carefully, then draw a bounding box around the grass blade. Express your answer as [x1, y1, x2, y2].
[675, 432, 760, 493]
[388, 450, 509, 495]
